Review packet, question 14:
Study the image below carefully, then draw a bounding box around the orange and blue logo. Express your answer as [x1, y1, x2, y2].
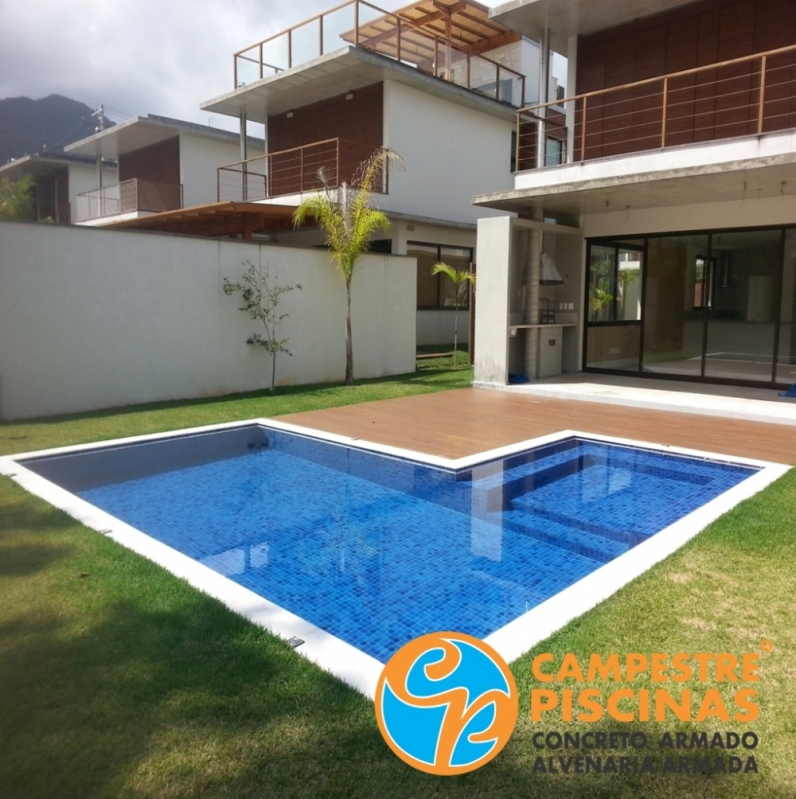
[375, 631, 519, 775]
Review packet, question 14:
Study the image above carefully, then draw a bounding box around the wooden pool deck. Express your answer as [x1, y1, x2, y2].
[281, 388, 796, 465]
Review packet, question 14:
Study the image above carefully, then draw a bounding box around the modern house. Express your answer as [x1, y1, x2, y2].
[63, 115, 264, 226]
[0, 152, 115, 224]
[474, 0, 796, 389]
[199, 0, 556, 345]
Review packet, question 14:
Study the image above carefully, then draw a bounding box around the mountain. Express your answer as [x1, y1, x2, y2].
[0, 94, 114, 165]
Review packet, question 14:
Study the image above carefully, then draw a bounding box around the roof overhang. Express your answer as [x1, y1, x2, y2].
[474, 135, 796, 218]
[65, 115, 252, 160]
[490, 0, 693, 51]
[0, 153, 98, 179]
[102, 201, 311, 238]
[201, 46, 517, 124]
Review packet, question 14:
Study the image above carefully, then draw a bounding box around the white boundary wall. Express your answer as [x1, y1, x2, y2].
[0, 222, 416, 420]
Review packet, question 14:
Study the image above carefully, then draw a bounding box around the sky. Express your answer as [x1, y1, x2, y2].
[0, 0, 510, 132]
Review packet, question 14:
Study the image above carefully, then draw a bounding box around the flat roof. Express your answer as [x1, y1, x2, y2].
[0, 152, 103, 179]
[490, 0, 694, 50]
[65, 114, 262, 159]
[201, 46, 517, 124]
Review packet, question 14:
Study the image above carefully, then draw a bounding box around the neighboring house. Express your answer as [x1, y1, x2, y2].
[0, 152, 115, 224]
[474, 0, 796, 389]
[63, 115, 264, 226]
[199, 0, 555, 346]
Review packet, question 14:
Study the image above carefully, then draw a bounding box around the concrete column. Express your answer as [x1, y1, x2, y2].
[474, 217, 513, 385]
[524, 208, 544, 379]
[239, 110, 248, 201]
[536, 28, 550, 169]
[566, 35, 578, 163]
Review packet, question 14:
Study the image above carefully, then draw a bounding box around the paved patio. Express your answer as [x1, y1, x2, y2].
[282, 381, 796, 465]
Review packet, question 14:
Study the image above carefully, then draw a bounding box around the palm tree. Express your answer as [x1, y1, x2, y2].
[293, 149, 401, 386]
[432, 262, 476, 369]
[0, 175, 35, 220]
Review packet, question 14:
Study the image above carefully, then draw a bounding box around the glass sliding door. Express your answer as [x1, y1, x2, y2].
[642, 234, 709, 378]
[585, 240, 643, 371]
[585, 226, 794, 387]
[703, 229, 781, 382]
[776, 228, 796, 386]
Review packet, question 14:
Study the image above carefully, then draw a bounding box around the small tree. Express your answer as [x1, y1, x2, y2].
[223, 261, 302, 392]
[0, 175, 35, 220]
[292, 148, 402, 386]
[432, 262, 476, 369]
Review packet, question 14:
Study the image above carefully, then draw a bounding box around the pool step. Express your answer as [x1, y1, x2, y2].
[499, 509, 630, 564]
[483, 454, 598, 512]
[510, 495, 644, 547]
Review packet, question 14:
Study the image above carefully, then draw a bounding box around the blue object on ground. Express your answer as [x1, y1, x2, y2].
[75, 431, 755, 663]
[508, 373, 530, 384]
[779, 384, 796, 398]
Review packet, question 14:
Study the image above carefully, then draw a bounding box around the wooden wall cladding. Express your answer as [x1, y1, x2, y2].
[34, 168, 69, 222]
[119, 137, 181, 187]
[575, 0, 796, 161]
[267, 83, 383, 195]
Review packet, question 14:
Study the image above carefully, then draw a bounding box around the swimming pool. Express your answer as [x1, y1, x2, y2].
[3, 421, 786, 696]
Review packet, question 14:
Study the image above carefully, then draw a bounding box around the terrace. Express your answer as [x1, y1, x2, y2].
[75, 178, 183, 223]
[514, 42, 796, 171]
[217, 138, 386, 203]
[233, 0, 527, 107]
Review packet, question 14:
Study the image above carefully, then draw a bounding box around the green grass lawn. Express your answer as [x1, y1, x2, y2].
[1, 362, 794, 799]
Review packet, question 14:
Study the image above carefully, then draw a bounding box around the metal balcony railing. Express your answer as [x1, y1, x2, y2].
[233, 0, 526, 107]
[516, 42, 796, 171]
[76, 179, 183, 222]
[217, 138, 388, 202]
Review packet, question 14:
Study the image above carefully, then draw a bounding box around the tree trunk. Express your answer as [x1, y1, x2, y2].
[270, 351, 276, 393]
[345, 279, 354, 386]
[453, 298, 459, 369]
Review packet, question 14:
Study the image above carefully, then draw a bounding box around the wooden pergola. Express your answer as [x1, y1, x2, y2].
[344, 0, 521, 68]
[105, 202, 312, 239]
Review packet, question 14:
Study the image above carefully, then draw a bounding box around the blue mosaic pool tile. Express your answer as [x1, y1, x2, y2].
[78, 433, 757, 663]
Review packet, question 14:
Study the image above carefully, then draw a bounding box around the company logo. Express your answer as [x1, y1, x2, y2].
[375, 631, 519, 775]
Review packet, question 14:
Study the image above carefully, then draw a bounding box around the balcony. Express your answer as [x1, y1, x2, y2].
[76, 179, 183, 223]
[217, 138, 387, 202]
[233, 0, 527, 108]
[515, 42, 796, 171]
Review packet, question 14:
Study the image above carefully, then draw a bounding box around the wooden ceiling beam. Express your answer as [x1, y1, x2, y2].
[456, 9, 506, 34]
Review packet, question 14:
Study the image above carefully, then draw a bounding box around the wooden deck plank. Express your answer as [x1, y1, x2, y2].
[280, 388, 796, 465]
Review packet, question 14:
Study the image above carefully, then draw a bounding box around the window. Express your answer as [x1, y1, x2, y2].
[407, 242, 474, 310]
[587, 242, 644, 323]
[693, 256, 715, 310]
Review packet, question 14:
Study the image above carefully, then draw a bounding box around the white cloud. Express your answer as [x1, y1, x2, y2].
[0, 0, 507, 129]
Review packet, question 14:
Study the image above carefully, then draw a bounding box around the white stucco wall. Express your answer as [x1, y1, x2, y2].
[67, 163, 118, 223]
[581, 194, 796, 240]
[381, 80, 515, 225]
[0, 222, 415, 420]
[179, 133, 265, 208]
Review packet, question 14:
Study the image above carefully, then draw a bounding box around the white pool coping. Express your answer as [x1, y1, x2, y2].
[1, 418, 789, 700]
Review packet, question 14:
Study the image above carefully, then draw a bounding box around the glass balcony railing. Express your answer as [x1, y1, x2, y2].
[233, 0, 526, 108]
[76, 179, 183, 222]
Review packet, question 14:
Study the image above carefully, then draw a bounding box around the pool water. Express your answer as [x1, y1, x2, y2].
[60, 430, 756, 663]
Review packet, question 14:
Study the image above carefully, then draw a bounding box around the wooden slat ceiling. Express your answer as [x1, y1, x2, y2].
[343, 0, 520, 65]
[104, 202, 313, 239]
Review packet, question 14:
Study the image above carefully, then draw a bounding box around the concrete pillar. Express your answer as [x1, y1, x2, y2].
[536, 28, 550, 169]
[474, 217, 513, 385]
[524, 208, 544, 379]
[566, 35, 578, 163]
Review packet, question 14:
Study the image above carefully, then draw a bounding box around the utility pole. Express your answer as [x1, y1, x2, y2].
[92, 105, 106, 188]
